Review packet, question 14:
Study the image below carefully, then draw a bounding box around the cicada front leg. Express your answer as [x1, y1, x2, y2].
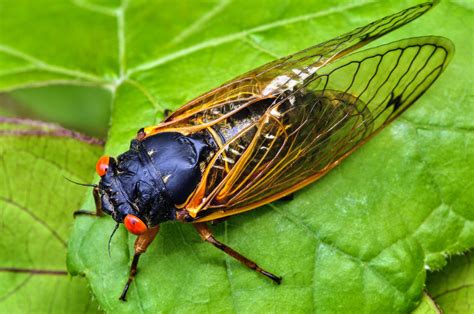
[119, 226, 160, 301]
[193, 223, 282, 284]
[73, 186, 105, 218]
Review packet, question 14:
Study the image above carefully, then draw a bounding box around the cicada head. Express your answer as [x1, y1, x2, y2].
[96, 143, 176, 235]
[95, 131, 213, 234]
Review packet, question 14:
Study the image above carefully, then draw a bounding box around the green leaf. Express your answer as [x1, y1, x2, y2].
[426, 250, 474, 313]
[1, 0, 472, 312]
[411, 292, 441, 314]
[0, 118, 102, 312]
[9, 85, 111, 138]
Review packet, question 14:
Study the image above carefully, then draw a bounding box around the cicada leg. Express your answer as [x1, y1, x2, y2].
[164, 108, 173, 118]
[193, 223, 282, 284]
[119, 226, 160, 301]
[73, 186, 105, 217]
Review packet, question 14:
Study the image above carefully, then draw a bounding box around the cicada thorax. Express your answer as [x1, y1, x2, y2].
[145, 77, 264, 134]
[183, 87, 373, 219]
[176, 94, 271, 211]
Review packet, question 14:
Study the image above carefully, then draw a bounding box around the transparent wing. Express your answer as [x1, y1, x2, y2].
[189, 36, 453, 221]
[144, 1, 436, 137]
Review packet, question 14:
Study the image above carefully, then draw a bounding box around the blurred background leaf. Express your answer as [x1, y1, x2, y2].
[0, 0, 472, 313]
[0, 118, 102, 313]
[4, 86, 111, 138]
[426, 250, 474, 313]
[411, 292, 441, 314]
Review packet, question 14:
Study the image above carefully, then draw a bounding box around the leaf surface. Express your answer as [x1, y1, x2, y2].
[0, 0, 472, 312]
[0, 118, 102, 313]
[411, 292, 441, 314]
[426, 251, 474, 313]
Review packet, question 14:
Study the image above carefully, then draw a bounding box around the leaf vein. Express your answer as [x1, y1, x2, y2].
[269, 203, 409, 299]
[126, 79, 164, 111]
[0, 80, 113, 93]
[242, 36, 281, 59]
[70, 0, 117, 16]
[170, 0, 233, 46]
[116, 0, 129, 79]
[223, 221, 238, 313]
[433, 283, 474, 299]
[0, 45, 108, 83]
[0, 65, 37, 78]
[0, 196, 67, 247]
[0, 274, 33, 303]
[128, 0, 374, 75]
[400, 117, 474, 133]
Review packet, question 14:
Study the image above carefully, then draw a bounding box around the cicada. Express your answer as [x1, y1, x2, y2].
[74, 1, 453, 301]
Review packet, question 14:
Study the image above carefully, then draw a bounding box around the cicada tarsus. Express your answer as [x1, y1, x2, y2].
[74, 1, 453, 301]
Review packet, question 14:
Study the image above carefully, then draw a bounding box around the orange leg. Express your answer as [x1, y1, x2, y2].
[73, 187, 104, 217]
[119, 226, 160, 301]
[193, 223, 281, 284]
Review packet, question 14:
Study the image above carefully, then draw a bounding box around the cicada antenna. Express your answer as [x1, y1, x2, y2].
[64, 176, 98, 188]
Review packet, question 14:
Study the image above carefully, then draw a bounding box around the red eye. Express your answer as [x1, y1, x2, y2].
[96, 155, 110, 177]
[124, 214, 148, 235]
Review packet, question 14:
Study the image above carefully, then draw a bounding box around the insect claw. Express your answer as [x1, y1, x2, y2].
[261, 270, 282, 285]
[119, 283, 129, 302]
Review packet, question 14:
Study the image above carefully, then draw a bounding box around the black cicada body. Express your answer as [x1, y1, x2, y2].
[97, 132, 214, 226]
[76, 1, 453, 301]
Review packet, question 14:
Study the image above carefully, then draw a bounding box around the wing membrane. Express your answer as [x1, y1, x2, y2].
[192, 36, 452, 221]
[145, 1, 436, 136]
[136, 2, 453, 221]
